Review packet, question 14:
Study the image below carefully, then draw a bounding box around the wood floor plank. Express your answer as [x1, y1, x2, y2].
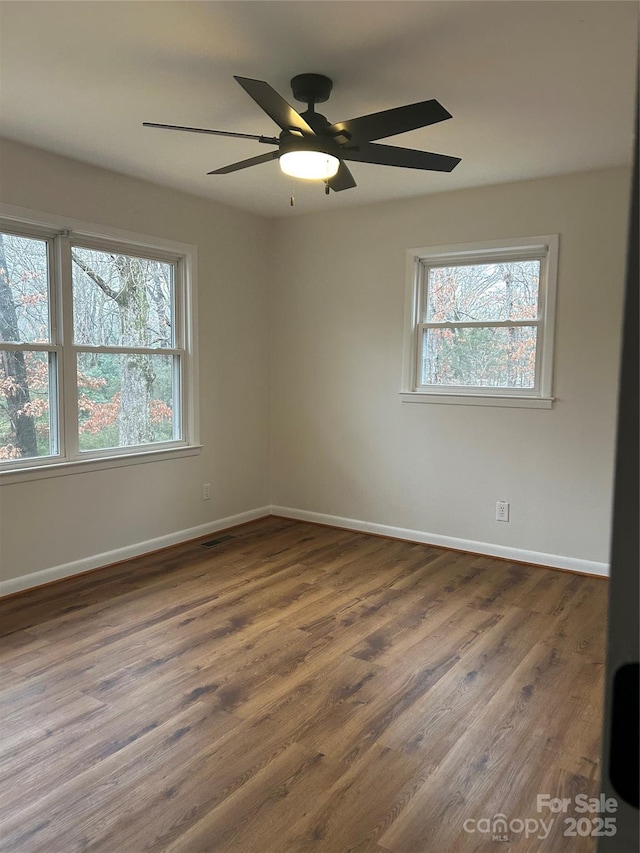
[302, 606, 504, 767]
[378, 605, 549, 758]
[159, 743, 345, 853]
[377, 641, 599, 852]
[276, 743, 427, 853]
[0, 517, 607, 852]
[0, 702, 239, 853]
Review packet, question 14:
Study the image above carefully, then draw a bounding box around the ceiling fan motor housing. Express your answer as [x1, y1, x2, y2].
[290, 73, 333, 105]
[278, 130, 340, 161]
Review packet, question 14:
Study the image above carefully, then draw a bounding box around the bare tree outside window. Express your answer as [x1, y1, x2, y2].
[0, 233, 52, 460]
[71, 247, 176, 451]
[420, 260, 541, 390]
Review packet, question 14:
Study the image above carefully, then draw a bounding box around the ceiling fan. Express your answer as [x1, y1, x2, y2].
[143, 74, 461, 193]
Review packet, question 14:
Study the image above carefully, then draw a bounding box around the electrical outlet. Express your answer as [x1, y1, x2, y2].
[496, 500, 510, 522]
[202, 483, 211, 501]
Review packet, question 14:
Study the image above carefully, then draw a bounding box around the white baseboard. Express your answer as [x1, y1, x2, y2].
[0, 506, 271, 597]
[2, 502, 608, 597]
[270, 505, 610, 578]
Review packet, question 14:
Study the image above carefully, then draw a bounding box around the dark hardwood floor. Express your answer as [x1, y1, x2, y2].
[0, 517, 608, 852]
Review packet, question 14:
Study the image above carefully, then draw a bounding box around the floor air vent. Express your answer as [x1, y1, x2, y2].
[201, 535, 236, 548]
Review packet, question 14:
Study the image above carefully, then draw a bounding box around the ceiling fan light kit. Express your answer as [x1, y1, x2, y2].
[279, 150, 340, 180]
[278, 125, 341, 180]
[144, 72, 460, 197]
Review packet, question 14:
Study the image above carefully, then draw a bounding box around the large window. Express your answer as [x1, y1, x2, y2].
[0, 215, 198, 475]
[401, 236, 558, 407]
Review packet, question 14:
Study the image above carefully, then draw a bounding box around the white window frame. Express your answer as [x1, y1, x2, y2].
[0, 204, 200, 484]
[401, 235, 559, 408]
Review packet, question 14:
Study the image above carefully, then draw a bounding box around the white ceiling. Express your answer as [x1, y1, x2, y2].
[0, 1, 637, 218]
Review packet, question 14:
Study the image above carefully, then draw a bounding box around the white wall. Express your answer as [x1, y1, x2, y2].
[0, 139, 271, 589]
[0, 145, 631, 589]
[270, 168, 631, 572]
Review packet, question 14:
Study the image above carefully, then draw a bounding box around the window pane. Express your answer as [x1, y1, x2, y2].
[0, 350, 55, 461]
[77, 352, 177, 451]
[426, 260, 540, 322]
[421, 326, 538, 388]
[0, 232, 50, 343]
[72, 247, 174, 348]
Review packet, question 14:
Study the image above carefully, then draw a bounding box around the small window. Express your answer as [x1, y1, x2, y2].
[401, 236, 558, 408]
[0, 215, 198, 476]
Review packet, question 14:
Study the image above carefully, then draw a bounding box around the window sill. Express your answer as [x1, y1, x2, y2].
[399, 392, 554, 409]
[0, 444, 203, 485]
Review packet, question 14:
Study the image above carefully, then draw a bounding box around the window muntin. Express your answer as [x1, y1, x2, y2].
[403, 237, 558, 405]
[0, 219, 194, 471]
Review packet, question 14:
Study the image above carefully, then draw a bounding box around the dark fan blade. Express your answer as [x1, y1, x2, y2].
[143, 122, 279, 145]
[328, 162, 357, 192]
[234, 76, 315, 136]
[208, 150, 280, 175]
[341, 142, 460, 172]
[328, 99, 452, 143]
